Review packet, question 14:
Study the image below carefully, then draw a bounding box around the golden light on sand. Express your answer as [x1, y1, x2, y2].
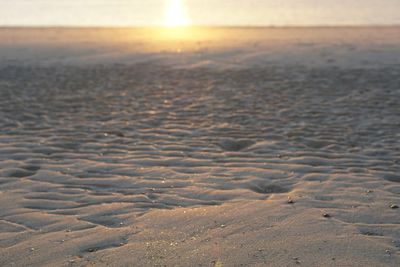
[165, 0, 190, 27]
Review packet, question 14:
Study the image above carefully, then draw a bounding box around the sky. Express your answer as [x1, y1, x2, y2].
[0, 0, 399, 27]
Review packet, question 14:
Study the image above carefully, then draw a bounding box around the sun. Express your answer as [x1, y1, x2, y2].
[165, 0, 190, 27]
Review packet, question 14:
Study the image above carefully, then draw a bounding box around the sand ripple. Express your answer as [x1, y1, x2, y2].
[0, 64, 399, 265]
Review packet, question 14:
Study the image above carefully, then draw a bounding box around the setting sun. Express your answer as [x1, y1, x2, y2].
[165, 0, 190, 27]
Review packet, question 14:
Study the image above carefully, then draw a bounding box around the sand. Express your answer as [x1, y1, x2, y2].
[0, 27, 399, 266]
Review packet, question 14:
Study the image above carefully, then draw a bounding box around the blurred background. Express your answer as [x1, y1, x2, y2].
[0, 0, 399, 27]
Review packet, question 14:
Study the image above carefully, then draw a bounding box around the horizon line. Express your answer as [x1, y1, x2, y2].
[1, 24, 400, 29]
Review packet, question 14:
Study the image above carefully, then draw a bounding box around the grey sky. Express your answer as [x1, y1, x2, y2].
[0, 0, 399, 26]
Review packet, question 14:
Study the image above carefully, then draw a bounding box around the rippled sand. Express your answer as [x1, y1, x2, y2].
[0, 27, 400, 266]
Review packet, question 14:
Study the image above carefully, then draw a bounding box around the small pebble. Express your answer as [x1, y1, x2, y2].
[30, 248, 35, 251]
[287, 199, 294, 204]
[68, 260, 75, 264]
[366, 189, 373, 193]
[390, 204, 399, 209]
[322, 213, 331, 218]
[392, 240, 400, 247]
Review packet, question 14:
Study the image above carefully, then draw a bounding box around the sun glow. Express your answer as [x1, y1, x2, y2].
[165, 0, 190, 27]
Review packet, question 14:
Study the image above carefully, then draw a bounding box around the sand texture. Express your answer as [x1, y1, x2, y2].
[0, 27, 400, 266]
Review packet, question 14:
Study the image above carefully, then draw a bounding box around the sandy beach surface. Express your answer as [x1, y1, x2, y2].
[0, 27, 399, 266]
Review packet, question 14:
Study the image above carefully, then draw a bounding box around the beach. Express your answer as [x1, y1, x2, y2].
[0, 27, 399, 266]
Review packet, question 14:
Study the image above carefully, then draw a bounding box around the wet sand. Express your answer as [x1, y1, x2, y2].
[0, 27, 399, 266]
